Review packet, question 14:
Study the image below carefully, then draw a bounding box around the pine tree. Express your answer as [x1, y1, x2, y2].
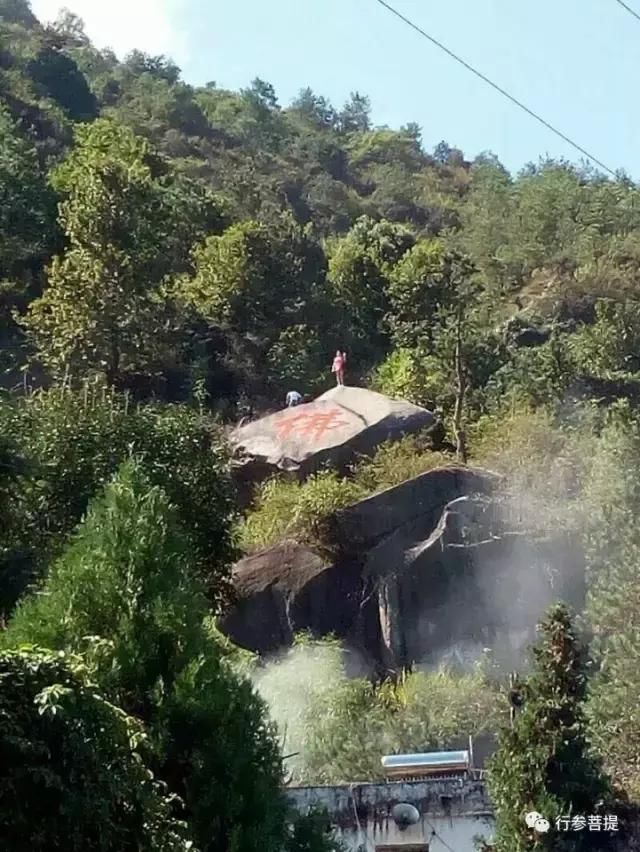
[487, 604, 614, 851]
[4, 460, 286, 852]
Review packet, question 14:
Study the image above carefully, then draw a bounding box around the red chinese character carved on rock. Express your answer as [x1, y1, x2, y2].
[276, 407, 349, 441]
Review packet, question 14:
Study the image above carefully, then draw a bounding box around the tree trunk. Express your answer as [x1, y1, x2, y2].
[453, 304, 468, 464]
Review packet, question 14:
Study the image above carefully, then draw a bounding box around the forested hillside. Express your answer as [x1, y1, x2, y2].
[4, 0, 640, 848]
[5, 0, 640, 413]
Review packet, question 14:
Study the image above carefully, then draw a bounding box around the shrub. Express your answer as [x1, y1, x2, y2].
[301, 660, 505, 784]
[239, 472, 366, 553]
[267, 324, 326, 394]
[0, 646, 191, 852]
[468, 404, 594, 531]
[569, 299, 640, 378]
[254, 637, 506, 786]
[370, 346, 459, 412]
[4, 461, 286, 852]
[285, 810, 343, 852]
[352, 435, 453, 492]
[0, 385, 235, 605]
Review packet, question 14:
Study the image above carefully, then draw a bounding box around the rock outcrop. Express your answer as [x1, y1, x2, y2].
[219, 465, 583, 669]
[329, 466, 499, 553]
[218, 540, 365, 655]
[229, 386, 434, 483]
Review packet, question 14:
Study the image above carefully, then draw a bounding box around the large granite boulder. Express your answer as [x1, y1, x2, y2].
[368, 495, 584, 670]
[217, 540, 370, 655]
[218, 463, 585, 669]
[330, 465, 499, 553]
[229, 386, 434, 482]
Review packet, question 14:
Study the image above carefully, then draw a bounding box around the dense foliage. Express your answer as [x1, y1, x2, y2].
[3, 461, 290, 852]
[5, 0, 640, 414]
[0, 646, 191, 852]
[0, 385, 235, 612]
[5, 0, 640, 845]
[239, 437, 452, 552]
[487, 605, 614, 852]
[253, 637, 506, 785]
[582, 405, 640, 800]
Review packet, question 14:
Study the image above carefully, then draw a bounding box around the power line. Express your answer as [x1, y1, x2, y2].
[372, 0, 618, 178]
[613, 0, 640, 24]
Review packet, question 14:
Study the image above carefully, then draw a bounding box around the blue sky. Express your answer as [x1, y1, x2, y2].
[32, 0, 639, 177]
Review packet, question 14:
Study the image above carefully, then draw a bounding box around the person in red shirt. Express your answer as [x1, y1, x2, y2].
[331, 350, 346, 386]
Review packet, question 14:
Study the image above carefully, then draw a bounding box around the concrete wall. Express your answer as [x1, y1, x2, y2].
[286, 779, 494, 852]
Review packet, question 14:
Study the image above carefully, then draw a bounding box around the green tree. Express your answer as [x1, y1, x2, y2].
[0, 387, 235, 605]
[570, 299, 640, 377]
[0, 106, 58, 287]
[26, 34, 98, 120]
[51, 8, 90, 45]
[267, 323, 325, 394]
[327, 216, 414, 363]
[0, 646, 191, 852]
[488, 331, 577, 410]
[285, 810, 342, 852]
[23, 120, 164, 383]
[23, 119, 223, 386]
[583, 405, 640, 798]
[179, 215, 327, 393]
[370, 347, 432, 407]
[459, 157, 515, 289]
[385, 239, 466, 349]
[289, 87, 337, 130]
[0, 0, 37, 25]
[511, 162, 584, 274]
[122, 49, 181, 84]
[182, 217, 323, 336]
[487, 604, 614, 852]
[238, 78, 287, 151]
[4, 461, 287, 852]
[339, 91, 371, 133]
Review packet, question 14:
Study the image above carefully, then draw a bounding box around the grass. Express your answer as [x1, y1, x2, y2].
[238, 435, 457, 554]
[237, 472, 367, 553]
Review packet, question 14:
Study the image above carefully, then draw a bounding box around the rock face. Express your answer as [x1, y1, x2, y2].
[229, 386, 434, 482]
[218, 540, 366, 656]
[369, 495, 583, 670]
[219, 465, 583, 669]
[329, 466, 499, 553]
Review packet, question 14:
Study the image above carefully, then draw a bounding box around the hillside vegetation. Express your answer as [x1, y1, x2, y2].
[4, 0, 640, 848]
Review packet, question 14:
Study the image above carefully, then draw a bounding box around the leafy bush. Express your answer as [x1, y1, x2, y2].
[483, 332, 578, 410]
[569, 299, 640, 378]
[255, 637, 506, 785]
[4, 461, 286, 852]
[0, 386, 235, 604]
[266, 323, 326, 394]
[469, 404, 594, 531]
[352, 436, 453, 492]
[285, 810, 343, 852]
[369, 347, 435, 407]
[239, 437, 456, 554]
[302, 665, 505, 784]
[239, 472, 366, 553]
[0, 646, 191, 852]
